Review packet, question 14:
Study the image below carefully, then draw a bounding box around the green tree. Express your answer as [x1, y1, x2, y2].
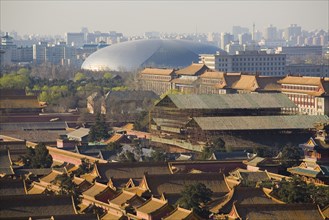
[200, 146, 214, 160]
[119, 151, 137, 162]
[176, 183, 213, 218]
[103, 72, 113, 80]
[89, 114, 110, 142]
[274, 176, 312, 204]
[22, 143, 53, 168]
[74, 72, 87, 82]
[211, 136, 225, 151]
[148, 148, 166, 161]
[106, 142, 122, 153]
[52, 173, 76, 195]
[73, 158, 94, 177]
[0, 72, 30, 89]
[281, 144, 303, 167]
[17, 68, 29, 75]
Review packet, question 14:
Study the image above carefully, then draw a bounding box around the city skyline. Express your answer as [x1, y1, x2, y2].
[1, 1, 328, 36]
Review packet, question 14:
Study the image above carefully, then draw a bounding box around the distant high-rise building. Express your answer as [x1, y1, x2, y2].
[238, 33, 252, 45]
[33, 41, 76, 65]
[33, 42, 47, 64]
[232, 26, 249, 40]
[220, 33, 234, 50]
[284, 24, 302, 41]
[264, 25, 278, 41]
[65, 32, 85, 47]
[225, 41, 243, 55]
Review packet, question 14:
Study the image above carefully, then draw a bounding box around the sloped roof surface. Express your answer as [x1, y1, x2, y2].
[96, 162, 171, 182]
[235, 204, 324, 220]
[67, 128, 90, 139]
[106, 90, 159, 103]
[0, 95, 41, 109]
[0, 194, 75, 218]
[144, 173, 229, 197]
[141, 68, 175, 75]
[136, 197, 168, 214]
[175, 63, 210, 76]
[214, 187, 277, 214]
[0, 178, 26, 196]
[163, 207, 202, 220]
[192, 115, 329, 131]
[160, 93, 296, 109]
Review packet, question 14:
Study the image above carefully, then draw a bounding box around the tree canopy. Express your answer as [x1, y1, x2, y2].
[89, 114, 110, 142]
[176, 183, 213, 218]
[272, 176, 329, 208]
[22, 143, 53, 168]
[280, 144, 303, 167]
[73, 158, 94, 177]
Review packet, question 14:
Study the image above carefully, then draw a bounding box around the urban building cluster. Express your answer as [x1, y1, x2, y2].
[1, 23, 328, 71]
[138, 63, 329, 115]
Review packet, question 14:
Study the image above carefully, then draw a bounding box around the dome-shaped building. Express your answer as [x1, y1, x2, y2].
[81, 39, 223, 72]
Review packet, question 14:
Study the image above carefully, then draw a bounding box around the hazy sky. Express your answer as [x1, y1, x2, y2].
[1, 0, 328, 36]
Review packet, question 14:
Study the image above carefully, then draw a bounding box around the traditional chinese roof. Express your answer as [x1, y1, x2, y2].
[67, 128, 90, 139]
[191, 115, 329, 131]
[101, 212, 125, 220]
[200, 71, 225, 79]
[244, 157, 266, 167]
[0, 194, 76, 218]
[169, 160, 246, 175]
[231, 203, 325, 220]
[175, 63, 211, 76]
[278, 76, 329, 96]
[82, 182, 116, 199]
[109, 190, 144, 208]
[232, 75, 281, 92]
[105, 90, 159, 103]
[0, 178, 26, 196]
[0, 149, 14, 175]
[94, 162, 171, 183]
[136, 197, 173, 215]
[142, 173, 230, 199]
[104, 134, 125, 144]
[210, 187, 279, 214]
[229, 169, 271, 183]
[0, 95, 41, 109]
[211, 151, 248, 161]
[141, 68, 175, 75]
[163, 207, 203, 220]
[287, 161, 329, 178]
[14, 168, 54, 176]
[40, 169, 63, 185]
[157, 93, 296, 110]
[26, 182, 47, 194]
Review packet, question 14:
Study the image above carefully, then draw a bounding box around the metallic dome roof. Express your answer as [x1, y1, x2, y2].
[81, 39, 223, 72]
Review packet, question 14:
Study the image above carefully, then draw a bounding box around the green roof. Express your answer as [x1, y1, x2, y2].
[164, 93, 296, 109]
[192, 115, 329, 131]
[288, 167, 320, 177]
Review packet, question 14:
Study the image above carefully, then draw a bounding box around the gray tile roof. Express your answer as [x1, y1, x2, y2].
[192, 115, 329, 131]
[160, 93, 297, 109]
